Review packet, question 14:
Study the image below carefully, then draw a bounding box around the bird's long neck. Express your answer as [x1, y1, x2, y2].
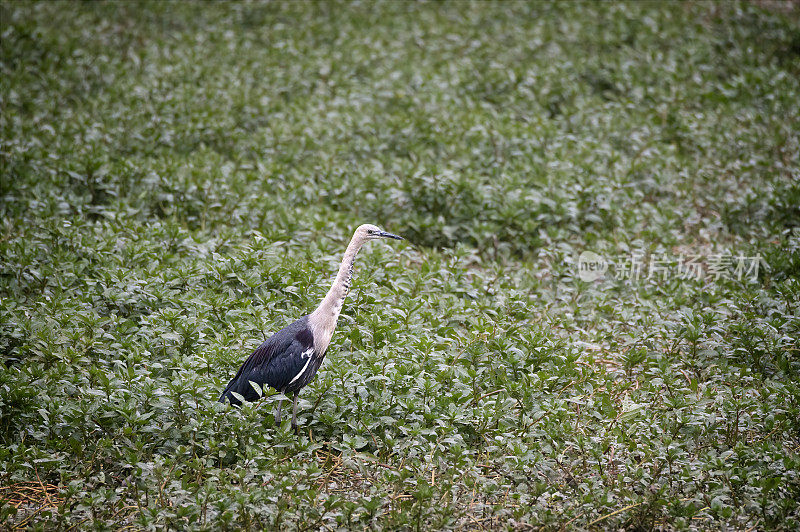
[308, 235, 364, 353]
[320, 237, 363, 316]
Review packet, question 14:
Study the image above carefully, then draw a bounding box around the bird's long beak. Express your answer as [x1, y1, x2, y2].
[378, 231, 403, 240]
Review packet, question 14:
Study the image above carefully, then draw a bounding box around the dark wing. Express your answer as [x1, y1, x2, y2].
[219, 316, 314, 405]
[284, 351, 326, 394]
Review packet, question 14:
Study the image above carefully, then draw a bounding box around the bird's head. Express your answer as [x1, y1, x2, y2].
[355, 224, 404, 243]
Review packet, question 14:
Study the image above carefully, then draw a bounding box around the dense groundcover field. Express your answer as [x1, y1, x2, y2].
[1, 1, 799, 529]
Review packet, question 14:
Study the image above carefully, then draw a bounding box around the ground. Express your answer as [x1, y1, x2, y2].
[1, 1, 799, 529]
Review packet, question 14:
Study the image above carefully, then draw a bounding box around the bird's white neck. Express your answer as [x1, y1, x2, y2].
[307, 235, 365, 354]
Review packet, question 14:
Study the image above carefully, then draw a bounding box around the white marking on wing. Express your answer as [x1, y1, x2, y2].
[288, 351, 314, 386]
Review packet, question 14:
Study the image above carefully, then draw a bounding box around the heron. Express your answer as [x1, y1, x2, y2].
[219, 223, 403, 431]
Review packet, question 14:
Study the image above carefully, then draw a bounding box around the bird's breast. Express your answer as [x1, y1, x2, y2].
[307, 310, 339, 356]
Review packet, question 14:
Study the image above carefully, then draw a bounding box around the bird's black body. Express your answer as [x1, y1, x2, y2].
[219, 316, 325, 406]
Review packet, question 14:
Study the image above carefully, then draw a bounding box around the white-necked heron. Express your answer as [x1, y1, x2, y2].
[219, 224, 403, 432]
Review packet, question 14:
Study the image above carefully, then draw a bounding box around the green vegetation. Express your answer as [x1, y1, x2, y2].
[2, 1, 799, 529]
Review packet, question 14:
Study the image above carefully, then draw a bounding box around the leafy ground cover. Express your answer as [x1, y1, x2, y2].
[1, 1, 799, 529]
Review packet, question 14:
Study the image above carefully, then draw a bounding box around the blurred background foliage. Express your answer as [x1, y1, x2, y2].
[1, 1, 798, 529]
